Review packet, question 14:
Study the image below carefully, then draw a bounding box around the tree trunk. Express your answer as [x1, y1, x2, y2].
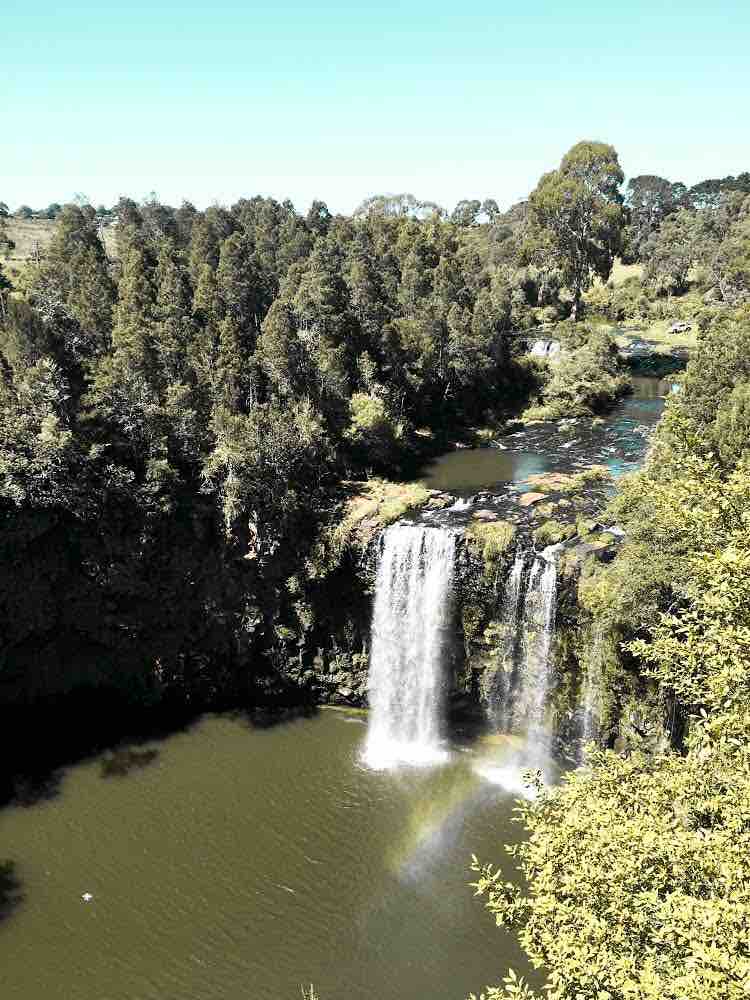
[571, 285, 582, 322]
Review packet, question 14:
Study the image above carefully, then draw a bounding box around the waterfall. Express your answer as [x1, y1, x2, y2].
[476, 546, 560, 791]
[487, 552, 526, 732]
[507, 550, 558, 743]
[488, 546, 559, 746]
[529, 339, 561, 359]
[363, 524, 459, 769]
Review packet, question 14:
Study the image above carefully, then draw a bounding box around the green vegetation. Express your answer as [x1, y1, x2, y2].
[522, 325, 630, 420]
[523, 466, 612, 494]
[1, 193, 537, 727]
[473, 302, 750, 998]
[531, 520, 576, 547]
[465, 520, 516, 578]
[3, 146, 750, 996]
[524, 141, 625, 320]
[322, 478, 434, 565]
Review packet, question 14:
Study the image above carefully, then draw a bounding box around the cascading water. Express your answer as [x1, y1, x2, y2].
[487, 552, 526, 733]
[529, 339, 561, 359]
[363, 524, 459, 769]
[476, 545, 560, 790]
[507, 550, 558, 744]
[486, 546, 560, 743]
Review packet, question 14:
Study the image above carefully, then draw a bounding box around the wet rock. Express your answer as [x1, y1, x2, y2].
[518, 492, 548, 507]
[472, 509, 499, 521]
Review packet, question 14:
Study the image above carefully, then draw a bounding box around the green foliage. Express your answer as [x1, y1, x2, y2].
[532, 519, 576, 547]
[472, 726, 750, 999]
[476, 321, 750, 998]
[0, 357, 75, 509]
[523, 326, 629, 419]
[623, 175, 689, 261]
[653, 305, 750, 469]
[344, 392, 405, 470]
[465, 520, 516, 578]
[525, 141, 625, 319]
[202, 399, 332, 547]
[28, 204, 115, 359]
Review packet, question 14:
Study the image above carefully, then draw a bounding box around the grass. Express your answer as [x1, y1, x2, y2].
[0, 218, 57, 283]
[314, 478, 434, 571]
[0, 217, 118, 284]
[533, 519, 577, 547]
[608, 260, 645, 286]
[340, 478, 433, 531]
[611, 317, 698, 354]
[523, 466, 613, 494]
[465, 519, 516, 576]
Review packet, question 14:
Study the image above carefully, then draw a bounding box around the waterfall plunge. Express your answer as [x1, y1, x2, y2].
[363, 524, 459, 769]
[485, 546, 560, 744]
[508, 552, 558, 744]
[477, 547, 559, 791]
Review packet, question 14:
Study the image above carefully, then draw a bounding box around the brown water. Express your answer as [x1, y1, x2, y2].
[419, 377, 672, 495]
[0, 712, 538, 1000]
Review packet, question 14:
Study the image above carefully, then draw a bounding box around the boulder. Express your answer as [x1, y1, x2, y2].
[518, 491, 548, 507]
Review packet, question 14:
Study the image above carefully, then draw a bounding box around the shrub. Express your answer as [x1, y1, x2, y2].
[344, 392, 405, 471]
[465, 520, 516, 577]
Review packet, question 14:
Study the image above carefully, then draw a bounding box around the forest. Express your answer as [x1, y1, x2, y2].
[2, 140, 750, 998]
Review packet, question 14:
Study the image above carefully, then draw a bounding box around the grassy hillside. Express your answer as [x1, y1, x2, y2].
[1, 217, 118, 284]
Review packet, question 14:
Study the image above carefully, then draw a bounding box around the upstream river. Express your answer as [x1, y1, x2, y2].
[419, 376, 672, 494]
[0, 379, 671, 1000]
[0, 712, 536, 1000]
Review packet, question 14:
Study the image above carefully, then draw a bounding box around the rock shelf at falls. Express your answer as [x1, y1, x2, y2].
[277, 376, 676, 763]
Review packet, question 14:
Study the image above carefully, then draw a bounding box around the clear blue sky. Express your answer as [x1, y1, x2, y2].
[3, 0, 749, 214]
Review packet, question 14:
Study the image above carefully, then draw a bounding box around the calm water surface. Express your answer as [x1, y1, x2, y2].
[0, 712, 538, 1000]
[419, 376, 672, 495]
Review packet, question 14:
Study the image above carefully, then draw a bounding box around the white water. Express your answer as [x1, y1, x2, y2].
[364, 524, 459, 769]
[478, 546, 560, 788]
[508, 550, 558, 744]
[488, 552, 526, 732]
[529, 339, 561, 359]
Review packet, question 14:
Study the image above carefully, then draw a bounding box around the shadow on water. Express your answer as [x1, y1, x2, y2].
[0, 682, 325, 810]
[8, 771, 63, 808]
[232, 703, 320, 730]
[100, 747, 160, 779]
[0, 860, 23, 923]
[0, 688, 200, 809]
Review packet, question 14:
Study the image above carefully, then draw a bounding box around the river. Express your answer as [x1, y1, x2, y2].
[0, 712, 537, 1000]
[419, 376, 672, 494]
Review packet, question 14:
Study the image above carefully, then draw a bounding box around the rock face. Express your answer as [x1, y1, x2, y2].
[273, 484, 671, 757]
[518, 492, 548, 507]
